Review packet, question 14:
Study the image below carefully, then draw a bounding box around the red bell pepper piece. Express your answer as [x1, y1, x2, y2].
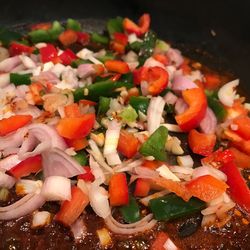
[204, 73, 221, 90]
[123, 13, 150, 36]
[117, 130, 139, 158]
[179, 59, 192, 75]
[55, 186, 89, 226]
[110, 41, 126, 54]
[64, 103, 81, 118]
[8, 155, 42, 179]
[109, 173, 129, 206]
[134, 178, 150, 197]
[31, 22, 52, 31]
[231, 139, 250, 155]
[9, 42, 34, 56]
[133, 66, 169, 95]
[175, 87, 207, 131]
[153, 54, 169, 66]
[79, 99, 97, 106]
[78, 166, 95, 182]
[0, 115, 32, 136]
[56, 113, 95, 140]
[65, 137, 88, 151]
[229, 147, 250, 169]
[142, 160, 162, 170]
[186, 175, 228, 202]
[104, 60, 130, 74]
[220, 161, 250, 214]
[39, 44, 58, 63]
[58, 29, 78, 47]
[59, 49, 77, 65]
[113, 32, 128, 46]
[188, 129, 216, 156]
[76, 32, 90, 45]
[201, 148, 234, 168]
[232, 116, 250, 140]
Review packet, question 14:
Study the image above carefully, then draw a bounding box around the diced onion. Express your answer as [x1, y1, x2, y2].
[16, 179, 42, 196]
[70, 217, 87, 242]
[96, 228, 112, 248]
[32, 211, 51, 228]
[0, 154, 21, 171]
[41, 176, 71, 201]
[218, 79, 239, 107]
[177, 155, 194, 168]
[192, 166, 227, 181]
[156, 165, 180, 182]
[0, 171, 16, 189]
[162, 123, 183, 132]
[140, 190, 170, 206]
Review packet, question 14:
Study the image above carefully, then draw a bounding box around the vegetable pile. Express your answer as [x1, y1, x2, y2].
[0, 14, 249, 249]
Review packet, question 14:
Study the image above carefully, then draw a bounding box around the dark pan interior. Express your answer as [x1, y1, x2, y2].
[1, 0, 250, 97]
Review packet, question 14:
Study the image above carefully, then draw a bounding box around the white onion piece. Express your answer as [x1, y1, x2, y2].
[16, 180, 42, 196]
[0, 127, 28, 151]
[41, 176, 71, 201]
[147, 96, 165, 135]
[134, 166, 159, 179]
[70, 217, 87, 242]
[122, 51, 138, 63]
[0, 73, 10, 87]
[164, 91, 178, 105]
[19, 55, 36, 69]
[88, 182, 111, 219]
[175, 98, 188, 115]
[88, 140, 114, 173]
[77, 64, 96, 78]
[172, 75, 197, 94]
[31, 71, 59, 84]
[11, 64, 26, 73]
[166, 48, 184, 67]
[0, 171, 16, 189]
[162, 123, 183, 132]
[0, 154, 21, 171]
[177, 155, 194, 168]
[192, 166, 227, 181]
[140, 190, 170, 206]
[103, 120, 121, 165]
[169, 165, 194, 175]
[18, 123, 67, 159]
[143, 57, 165, 69]
[89, 155, 105, 185]
[16, 105, 42, 118]
[105, 215, 157, 234]
[50, 63, 66, 77]
[114, 159, 143, 173]
[140, 81, 149, 96]
[218, 79, 239, 107]
[156, 165, 180, 181]
[0, 56, 21, 72]
[163, 238, 178, 250]
[199, 108, 217, 134]
[0, 192, 45, 220]
[42, 148, 84, 178]
[32, 211, 51, 228]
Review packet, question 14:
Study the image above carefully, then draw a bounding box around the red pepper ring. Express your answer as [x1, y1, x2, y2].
[175, 87, 207, 132]
[123, 13, 150, 36]
[133, 66, 169, 96]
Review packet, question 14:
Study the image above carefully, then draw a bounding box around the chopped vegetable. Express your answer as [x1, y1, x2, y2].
[10, 73, 31, 85]
[9, 42, 34, 56]
[229, 147, 250, 169]
[104, 60, 130, 74]
[134, 178, 151, 197]
[8, 155, 42, 179]
[188, 129, 216, 156]
[120, 196, 141, 223]
[78, 166, 95, 182]
[119, 105, 138, 123]
[73, 151, 88, 165]
[107, 17, 123, 35]
[96, 227, 112, 248]
[149, 194, 205, 221]
[98, 96, 111, 115]
[66, 19, 81, 31]
[175, 88, 207, 131]
[55, 186, 89, 226]
[0, 115, 32, 136]
[129, 96, 150, 114]
[139, 126, 168, 161]
[186, 175, 228, 202]
[91, 32, 109, 45]
[109, 173, 129, 206]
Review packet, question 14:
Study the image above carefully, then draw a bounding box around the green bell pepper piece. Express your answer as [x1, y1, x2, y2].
[149, 194, 205, 221]
[91, 32, 109, 45]
[73, 150, 88, 166]
[138, 31, 157, 65]
[119, 105, 138, 123]
[206, 90, 227, 122]
[71, 58, 92, 68]
[98, 96, 111, 115]
[74, 80, 133, 102]
[0, 28, 22, 46]
[48, 21, 64, 41]
[28, 29, 51, 43]
[66, 19, 81, 31]
[120, 197, 141, 223]
[129, 96, 150, 114]
[10, 73, 31, 86]
[107, 17, 123, 36]
[139, 126, 168, 161]
[129, 41, 143, 52]
[97, 52, 116, 63]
